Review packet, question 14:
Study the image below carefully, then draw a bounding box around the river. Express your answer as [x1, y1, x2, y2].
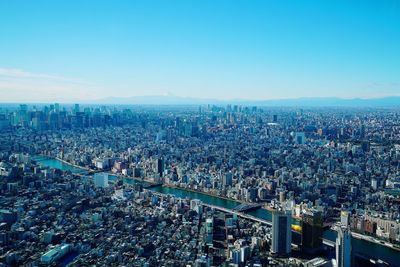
[33, 156, 400, 265]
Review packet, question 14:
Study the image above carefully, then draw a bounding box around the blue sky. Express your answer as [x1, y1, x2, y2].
[0, 0, 399, 102]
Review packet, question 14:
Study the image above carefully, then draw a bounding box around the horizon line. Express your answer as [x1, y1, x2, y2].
[0, 95, 400, 106]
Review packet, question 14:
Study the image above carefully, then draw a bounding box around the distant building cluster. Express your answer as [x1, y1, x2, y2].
[0, 104, 135, 130]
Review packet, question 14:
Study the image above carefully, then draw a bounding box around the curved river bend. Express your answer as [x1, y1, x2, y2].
[34, 156, 400, 265]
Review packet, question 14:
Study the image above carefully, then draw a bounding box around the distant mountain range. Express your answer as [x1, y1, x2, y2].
[93, 95, 400, 107]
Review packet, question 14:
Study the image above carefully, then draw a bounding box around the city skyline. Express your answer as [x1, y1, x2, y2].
[2, 2, 400, 265]
[1, 0, 399, 102]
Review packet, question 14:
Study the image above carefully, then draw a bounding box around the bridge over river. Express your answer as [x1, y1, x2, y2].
[232, 203, 264, 212]
[34, 156, 400, 266]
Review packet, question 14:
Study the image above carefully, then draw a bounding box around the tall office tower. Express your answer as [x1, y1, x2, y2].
[273, 114, 278, 123]
[301, 210, 323, 254]
[205, 217, 214, 246]
[20, 104, 28, 112]
[336, 227, 351, 267]
[232, 250, 241, 265]
[240, 246, 251, 263]
[271, 208, 292, 255]
[340, 211, 350, 227]
[360, 124, 366, 138]
[74, 104, 80, 114]
[222, 172, 233, 187]
[94, 173, 109, 188]
[175, 117, 182, 128]
[48, 110, 59, 130]
[17, 104, 28, 127]
[156, 158, 164, 177]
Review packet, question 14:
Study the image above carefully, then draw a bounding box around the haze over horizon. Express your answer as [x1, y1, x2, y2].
[0, 0, 399, 102]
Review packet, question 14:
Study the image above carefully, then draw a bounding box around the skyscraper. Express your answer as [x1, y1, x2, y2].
[73, 104, 80, 114]
[155, 158, 165, 177]
[360, 124, 366, 139]
[206, 217, 213, 246]
[222, 172, 233, 187]
[336, 227, 351, 267]
[271, 208, 292, 255]
[340, 211, 350, 227]
[240, 246, 251, 263]
[301, 210, 323, 254]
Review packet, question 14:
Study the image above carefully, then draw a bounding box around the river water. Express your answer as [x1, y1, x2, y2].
[34, 156, 400, 265]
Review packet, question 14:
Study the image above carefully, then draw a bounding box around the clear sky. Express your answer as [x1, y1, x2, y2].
[0, 0, 399, 102]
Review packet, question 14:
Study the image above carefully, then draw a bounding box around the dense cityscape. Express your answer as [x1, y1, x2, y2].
[0, 103, 399, 266]
[2, 0, 399, 265]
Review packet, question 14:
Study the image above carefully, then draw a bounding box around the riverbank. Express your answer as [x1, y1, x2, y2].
[330, 224, 400, 253]
[37, 155, 156, 184]
[39, 155, 247, 204]
[55, 157, 91, 171]
[107, 172, 155, 185]
[35, 154, 91, 172]
[351, 229, 400, 252]
[34, 155, 400, 263]
[163, 184, 244, 204]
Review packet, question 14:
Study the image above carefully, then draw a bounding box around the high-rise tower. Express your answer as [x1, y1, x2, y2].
[336, 227, 351, 267]
[271, 207, 292, 255]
